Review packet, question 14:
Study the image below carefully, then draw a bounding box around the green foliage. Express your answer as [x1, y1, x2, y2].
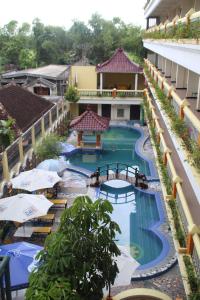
[143, 95, 186, 248]
[143, 21, 200, 40]
[64, 86, 80, 103]
[26, 196, 121, 300]
[35, 134, 62, 161]
[183, 256, 200, 300]
[144, 66, 200, 172]
[0, 16, 144, 70]
[0, 118, 15, 149]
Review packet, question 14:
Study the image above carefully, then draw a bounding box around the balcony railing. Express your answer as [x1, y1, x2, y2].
[0, 100, 69, 192]
[78, 89, 143, 99]
[144, 9, 200, 40]
[144, 89, 200, 280]
[144, 59, 200, 142]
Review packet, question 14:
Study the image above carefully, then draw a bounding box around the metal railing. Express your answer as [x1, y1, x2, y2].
[0, 256, 12, 300]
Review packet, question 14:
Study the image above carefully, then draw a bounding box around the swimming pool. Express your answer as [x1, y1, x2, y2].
[67, 126, 169, 269]
[100, 183, 164, 267]
[69, 127, 150, 175]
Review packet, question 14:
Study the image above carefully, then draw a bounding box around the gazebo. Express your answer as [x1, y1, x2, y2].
[70, 107, 110, 148]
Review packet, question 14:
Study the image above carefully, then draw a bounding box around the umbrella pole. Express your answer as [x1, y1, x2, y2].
[106, 283, 113, 300]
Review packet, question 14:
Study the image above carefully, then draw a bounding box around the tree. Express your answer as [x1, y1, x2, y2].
[0, 118, 15, 150]
[64, 86, 80, 102]
[35, 134, 62, 161]
[26, 196, 121, 300]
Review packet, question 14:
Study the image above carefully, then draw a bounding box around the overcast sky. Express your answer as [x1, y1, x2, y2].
[0, 0, 146, 29]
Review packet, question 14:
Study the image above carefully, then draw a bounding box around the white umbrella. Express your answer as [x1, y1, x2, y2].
[36, 158, 67, 173]
[104, 245, 140, 298]
[0, 194, 53, 222]
[114, 245, 140, 286]
[10, 168, 62, 192]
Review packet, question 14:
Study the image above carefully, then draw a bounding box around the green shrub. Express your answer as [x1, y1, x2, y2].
[36, 134, 62, 161]
[183, 255, 200, 300]
[64, 86, 80, 103]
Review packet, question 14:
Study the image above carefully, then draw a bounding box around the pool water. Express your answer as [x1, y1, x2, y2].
[100, 183, 163, 266]
[69, 127, 150, 175]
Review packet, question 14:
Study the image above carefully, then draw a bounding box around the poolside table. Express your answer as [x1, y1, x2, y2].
[51, 199, 67, 209]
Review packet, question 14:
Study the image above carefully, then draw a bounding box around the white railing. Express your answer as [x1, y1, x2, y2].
[78, 89, 143, 98]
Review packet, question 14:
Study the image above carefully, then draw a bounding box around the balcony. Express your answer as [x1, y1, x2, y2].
[77, 89, 144, 105]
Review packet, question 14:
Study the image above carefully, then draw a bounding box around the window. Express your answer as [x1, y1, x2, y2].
[117, 109, 124, 118]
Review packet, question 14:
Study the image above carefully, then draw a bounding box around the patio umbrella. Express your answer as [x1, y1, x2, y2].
[0, 194, 53, 222]
[36, 158, 68, 173]
[113, 245, 140, 286]
[0, 242, 43, 290]
[10, 168, 62, 192]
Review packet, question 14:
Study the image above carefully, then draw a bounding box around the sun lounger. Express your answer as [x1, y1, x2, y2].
[33, 214, 55, 225]
[51, 199, 67, 208]
[32, 226, 52, 236]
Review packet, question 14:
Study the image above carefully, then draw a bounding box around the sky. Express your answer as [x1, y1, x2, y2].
[0, 0, 146, 29]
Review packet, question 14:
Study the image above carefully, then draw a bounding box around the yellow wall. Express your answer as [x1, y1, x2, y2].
[103, 73, 135, 89]
[70, 66, 97, 89]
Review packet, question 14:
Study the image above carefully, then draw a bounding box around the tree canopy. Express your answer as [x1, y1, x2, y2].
[0, 15, 144, 71]
[26, 196, 121, 300]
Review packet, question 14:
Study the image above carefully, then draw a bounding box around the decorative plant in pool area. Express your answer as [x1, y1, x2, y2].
[35, 134, 62, 161]
[64, 85, 80, 103]
[0, 118, 16, 150]
[26, 196, 121, 300]
[144, 66, 200, 173]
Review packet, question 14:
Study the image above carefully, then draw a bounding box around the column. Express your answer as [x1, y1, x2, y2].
[100, 73, 103, 91]
[134, 74, 138, 90]
[41, 117, 45, 138]
[164, 59, 172, 78]
[77, 131, 83, 147]
[186, 70, 199, 98]
[97, 104, 102, 116]
[96, 133, 101, 147]
[157, 55, 162, 70]
[176, 65, 187, 89]
[18, 136, 24, 163]
[2, 151, 10, 181]
[31, 126, 36, 148]
[196, 77, 200, 111]
[171, 62, 177, 83]
[161, 57, 165, 73]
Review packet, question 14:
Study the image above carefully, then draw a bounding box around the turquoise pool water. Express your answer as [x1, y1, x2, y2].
[100, 184, 163, 266]
[69, 127, 150, 175]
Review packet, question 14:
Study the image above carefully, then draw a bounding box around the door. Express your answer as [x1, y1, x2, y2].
[130, 105, 140, 120]
[102, 104, 111, 118]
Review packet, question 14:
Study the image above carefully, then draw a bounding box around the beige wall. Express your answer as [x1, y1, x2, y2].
[102, 73, 135, 89]
[70, 66, 97, 89]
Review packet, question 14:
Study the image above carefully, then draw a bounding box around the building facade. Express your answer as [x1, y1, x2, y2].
[69, 48, 145, 123]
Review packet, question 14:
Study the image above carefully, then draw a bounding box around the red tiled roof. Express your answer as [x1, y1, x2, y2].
[96, 48, 143, 74]
[70, 108, 110, 131]
[0, 84, 53, 132]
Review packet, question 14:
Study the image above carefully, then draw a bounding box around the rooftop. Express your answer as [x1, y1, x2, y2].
[0, 85, 53, 132]
[96, 48, 143, 74]
[70, 107, 110, 131]
[2, 65, 70, 80]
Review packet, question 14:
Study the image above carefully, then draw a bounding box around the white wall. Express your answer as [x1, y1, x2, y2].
[111, 105, 130, 120]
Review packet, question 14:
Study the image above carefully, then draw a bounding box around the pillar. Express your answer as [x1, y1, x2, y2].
[157, 55, 162, 70]
[96, 133, 101, 147]
[100, 73, 103, 91]
[186, 234, 194, 255]
[41, 117, 45, 138]
[2, 151, 9, 181]
[140, 105, 144, 125]
[31, 126, 36, 148]
[49, 110, 53, 127]
[18, 136, 24, 163]
[77, 131, 83, 147]
[186, 70, 199, 98]
[97, 104, 102, 116]
[171, 62, 177, 83]
[161, 57, 165, 73]
[164, 59, 172, 78]
[134, 73, 138, 90]
[176, 65, 188, 89]
[196, 77, 200, 111]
